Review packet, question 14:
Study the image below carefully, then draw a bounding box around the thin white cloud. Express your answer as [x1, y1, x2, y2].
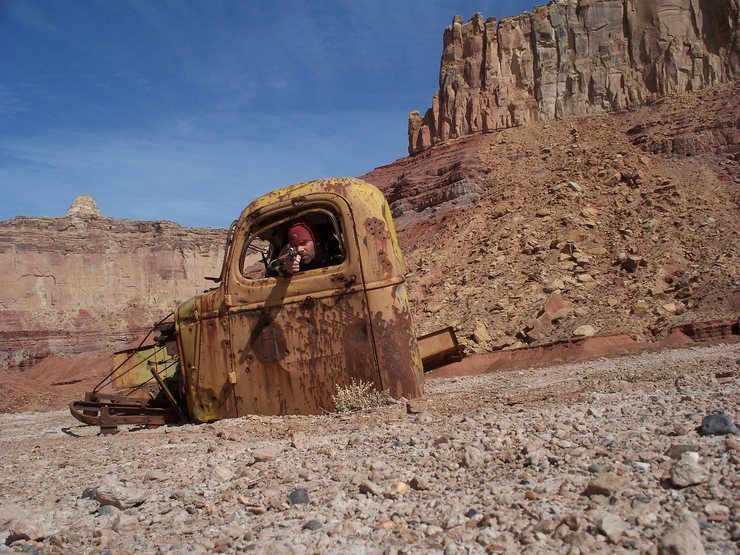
[0, 84, 26, 118]
[0, 107, 404, 226]
[1, 0, 538, 226]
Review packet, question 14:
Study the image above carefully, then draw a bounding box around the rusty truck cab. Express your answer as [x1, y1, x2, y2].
[175, 178, 424, 421]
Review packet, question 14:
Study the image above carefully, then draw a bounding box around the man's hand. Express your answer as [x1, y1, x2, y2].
[284, 253, 301, 274]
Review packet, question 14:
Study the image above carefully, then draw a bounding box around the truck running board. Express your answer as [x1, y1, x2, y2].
[69, 392, 182, 435]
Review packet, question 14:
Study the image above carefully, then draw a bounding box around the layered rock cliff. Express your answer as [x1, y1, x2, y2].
[0, 197, 226, 369]
[409, 0, 740, 154]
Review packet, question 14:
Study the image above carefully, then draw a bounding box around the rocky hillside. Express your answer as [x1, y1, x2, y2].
[366, 81, 739, 353]
[0, 197, 226, 369]
[409, 0, 739, 154]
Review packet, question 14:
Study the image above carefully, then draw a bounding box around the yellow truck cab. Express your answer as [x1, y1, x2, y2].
[176, 178, 425, 421]
[70, 178, 436, 433]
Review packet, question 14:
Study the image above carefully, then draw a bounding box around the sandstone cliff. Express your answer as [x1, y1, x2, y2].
[0, 197, 226, 369]
[409, 0, 740, 154]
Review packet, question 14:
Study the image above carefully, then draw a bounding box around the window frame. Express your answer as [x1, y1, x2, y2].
[238, 204, 349, 282]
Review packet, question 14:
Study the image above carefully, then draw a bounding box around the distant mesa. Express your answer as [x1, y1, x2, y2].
[65, 195, 100, 218]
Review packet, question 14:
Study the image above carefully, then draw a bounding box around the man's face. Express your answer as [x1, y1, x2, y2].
[292, 239, 316, 264]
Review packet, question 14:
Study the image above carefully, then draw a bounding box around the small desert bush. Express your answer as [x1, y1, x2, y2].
[0, 348, 32, 370]
[332, 379, 393, 413]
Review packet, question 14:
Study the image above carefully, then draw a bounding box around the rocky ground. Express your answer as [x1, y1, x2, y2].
[1, 342, 738, 554]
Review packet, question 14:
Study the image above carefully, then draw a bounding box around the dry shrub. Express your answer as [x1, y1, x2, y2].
[332, 379, 392, 413]
[0, 348, 32, 370]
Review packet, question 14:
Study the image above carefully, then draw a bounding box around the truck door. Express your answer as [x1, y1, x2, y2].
[224, 196, 379, 415]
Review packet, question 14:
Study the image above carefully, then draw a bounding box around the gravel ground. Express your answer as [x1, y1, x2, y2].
[1, 342, 738, 554]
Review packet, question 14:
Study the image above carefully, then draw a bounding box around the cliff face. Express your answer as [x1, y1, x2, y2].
[409, 0, 740, 154]
[0, 198, 226, 369]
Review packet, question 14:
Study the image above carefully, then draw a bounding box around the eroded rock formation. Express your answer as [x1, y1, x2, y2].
[65, 195, 100, 218]
[0, 198, 226, 369]
[409, 0, 740, 154]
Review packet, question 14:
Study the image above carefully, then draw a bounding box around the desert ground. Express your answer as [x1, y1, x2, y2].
[2, 3, 738, 554]
[1, 341, 738, 554]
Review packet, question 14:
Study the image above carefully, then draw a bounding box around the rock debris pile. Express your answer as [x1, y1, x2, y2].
[367, 82, 740, 355]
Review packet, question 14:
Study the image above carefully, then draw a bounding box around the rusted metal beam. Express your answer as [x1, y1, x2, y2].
[417, 327, 464, 371]
[148, 366, 188, 423]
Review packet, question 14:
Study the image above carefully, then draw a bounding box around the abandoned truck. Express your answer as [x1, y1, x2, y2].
[70, 178, 461, 433]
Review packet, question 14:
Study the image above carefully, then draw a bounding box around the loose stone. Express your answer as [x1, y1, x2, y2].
[288, 488, 310, 505]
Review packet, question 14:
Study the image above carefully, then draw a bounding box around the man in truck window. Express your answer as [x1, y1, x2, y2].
[278, 220, 325, 274]
[265, 218, 345, 277]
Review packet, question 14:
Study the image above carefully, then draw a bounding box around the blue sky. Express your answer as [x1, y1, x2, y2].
[1, 0, 536, 227]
